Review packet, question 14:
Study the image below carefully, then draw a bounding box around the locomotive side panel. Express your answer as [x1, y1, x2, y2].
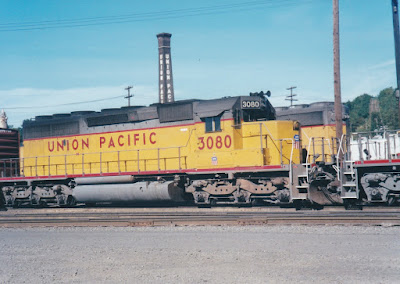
[21, 123, 195, 176]
[21, 118, 301, 177]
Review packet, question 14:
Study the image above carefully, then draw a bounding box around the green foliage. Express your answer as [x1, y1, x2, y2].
[345, 93, 372, 132]
[346, 87, 399, 132]
[378, 87, 398, 130]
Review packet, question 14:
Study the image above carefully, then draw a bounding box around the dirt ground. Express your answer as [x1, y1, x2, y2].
[0, 225, 399, 283]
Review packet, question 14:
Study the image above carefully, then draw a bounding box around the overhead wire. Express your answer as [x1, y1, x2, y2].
[1, 0, 319, 112]
[0, 0, 319, 32]
[4, 95, 124, 110]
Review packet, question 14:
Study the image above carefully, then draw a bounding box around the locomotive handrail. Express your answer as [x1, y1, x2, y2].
[231, 122, 294, 165]
[259, 122, 294, 164]
[280, 138, 295, 186]
[0, 144, 188, 178]
[335, 134, 346, 181]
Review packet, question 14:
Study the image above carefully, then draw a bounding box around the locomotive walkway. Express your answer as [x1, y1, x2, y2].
[0, 207, 399, 227]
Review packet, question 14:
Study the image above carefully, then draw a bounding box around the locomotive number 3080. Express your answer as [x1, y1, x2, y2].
[198, 135, 232, 150]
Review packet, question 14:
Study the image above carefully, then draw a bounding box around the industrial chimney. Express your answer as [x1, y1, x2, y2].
[157, 33, 175, 104]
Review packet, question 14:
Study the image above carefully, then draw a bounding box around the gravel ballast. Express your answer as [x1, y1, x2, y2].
[0, 226, 399, 283]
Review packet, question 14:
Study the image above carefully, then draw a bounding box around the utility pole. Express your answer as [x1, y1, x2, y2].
[125, 86, 133, 107]
[333, 0, 343, 142]
[285, 86, 298, 107]
[392, 0, 400, 127]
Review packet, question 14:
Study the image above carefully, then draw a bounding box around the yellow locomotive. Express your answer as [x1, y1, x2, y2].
[0, 93, 303, 207]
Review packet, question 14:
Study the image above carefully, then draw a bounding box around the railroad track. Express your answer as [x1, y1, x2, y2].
[1, 207, 400, 227]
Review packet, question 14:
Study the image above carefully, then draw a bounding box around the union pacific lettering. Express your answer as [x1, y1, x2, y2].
[48, 132, 156, 152]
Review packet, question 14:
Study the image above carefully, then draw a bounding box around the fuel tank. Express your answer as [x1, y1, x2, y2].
[73, 179, 185, 204]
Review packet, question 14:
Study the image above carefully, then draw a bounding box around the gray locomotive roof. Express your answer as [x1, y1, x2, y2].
[275, 101, 347, 126]
[193, 97, 239, 117]
[26, 97, 240, 125]
[22, 96, 267, 139]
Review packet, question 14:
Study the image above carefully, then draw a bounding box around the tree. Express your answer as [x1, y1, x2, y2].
[345, 93, 372, 132]
[378, 87, 398, 129]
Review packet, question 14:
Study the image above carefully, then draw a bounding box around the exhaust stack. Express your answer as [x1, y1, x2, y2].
[157, 33, 175, 104]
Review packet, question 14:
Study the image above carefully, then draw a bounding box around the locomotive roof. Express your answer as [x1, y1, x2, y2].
[275, 101, 348, 127]
[26, 96, 254, 125]
[22, 95, 275, 140]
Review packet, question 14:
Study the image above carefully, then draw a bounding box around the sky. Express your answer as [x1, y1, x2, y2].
[0, 0, 397, 127]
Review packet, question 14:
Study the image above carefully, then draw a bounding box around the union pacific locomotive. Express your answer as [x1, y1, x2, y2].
[2, 93, 400, 208]
[1, 92, 306, 207]
[1, 32, 399, 209]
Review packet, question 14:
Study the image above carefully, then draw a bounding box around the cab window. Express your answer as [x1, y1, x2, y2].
[204, 116, 221, 132]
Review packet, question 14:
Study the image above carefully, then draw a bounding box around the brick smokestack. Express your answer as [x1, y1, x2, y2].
[157, 33, 175, 104]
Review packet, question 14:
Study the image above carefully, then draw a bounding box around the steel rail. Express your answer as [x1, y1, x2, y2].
[1, 208, 399, 227]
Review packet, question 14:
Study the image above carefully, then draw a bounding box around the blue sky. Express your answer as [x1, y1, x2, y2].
[0, 0, 396, 127]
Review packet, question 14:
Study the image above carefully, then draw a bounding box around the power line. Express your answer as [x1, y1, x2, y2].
[285, 86, 298, 107]
[0, 0, 319, 32]
[124, 86, 134, 107]
[4, 95, 123, 110]
[0, 0, 294, 26]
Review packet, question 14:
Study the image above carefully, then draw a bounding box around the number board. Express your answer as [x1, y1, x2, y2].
[241, 98, 261, 109]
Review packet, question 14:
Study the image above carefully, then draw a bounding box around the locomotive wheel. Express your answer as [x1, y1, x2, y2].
[251, 199, 262, 206]
[66, 196, 76, 207]
[38, 200, 48, 208]
[387, 196, 396, 206]
[343, 199, 362, 210]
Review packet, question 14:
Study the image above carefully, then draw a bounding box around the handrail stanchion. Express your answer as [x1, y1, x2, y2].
[158, 148, 160, 172]
[64, 155, 67, 176]
[21, 158, 24, 177]
[137, 150, 140, 173]
[312, 138, 316, 163]
[279, 140, 283, 166]
[48, 156, 51, 176]
[35, 156, 38, 177]
[99, 152, 102, 175]
[358, 134, 363, 163]
[178, 147, 181, 170]
[118, 151, 120, 173]
[336, 134, 345, 182]
[387, 132, 392, 162]
[9, 159, 12, 177]
[82, 153, 85, 176]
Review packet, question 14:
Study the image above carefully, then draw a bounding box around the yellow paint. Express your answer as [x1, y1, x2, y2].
[20, 119, 301, 177]
[301, 124, 347, 163]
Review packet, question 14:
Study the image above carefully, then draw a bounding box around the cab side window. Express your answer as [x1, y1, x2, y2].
[204, 116, 221, 132]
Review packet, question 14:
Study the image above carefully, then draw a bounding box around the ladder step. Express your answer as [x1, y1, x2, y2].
[343, 183, 356, 187]
[344, 172, 354, 175]
[296, 185, 309, 189]
[297, 174, 308, 178]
